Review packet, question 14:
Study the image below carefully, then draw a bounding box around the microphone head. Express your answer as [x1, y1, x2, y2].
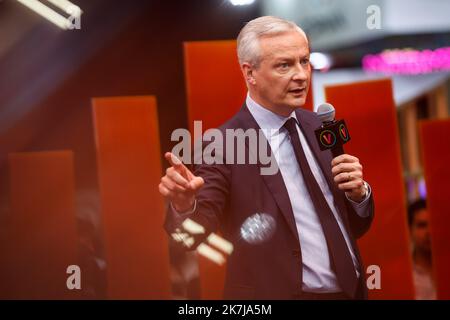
[317, 103, 335, 123]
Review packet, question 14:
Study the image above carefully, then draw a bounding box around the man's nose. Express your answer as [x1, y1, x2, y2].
[292, 63, 309, 81]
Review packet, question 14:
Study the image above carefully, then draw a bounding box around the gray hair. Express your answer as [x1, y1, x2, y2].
[237, 16, 308, 68]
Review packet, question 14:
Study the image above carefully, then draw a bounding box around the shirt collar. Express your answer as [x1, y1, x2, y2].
[246, 93, 298, 137]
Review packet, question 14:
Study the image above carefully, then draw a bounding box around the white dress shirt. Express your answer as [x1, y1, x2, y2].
[246, 94, 371, 293]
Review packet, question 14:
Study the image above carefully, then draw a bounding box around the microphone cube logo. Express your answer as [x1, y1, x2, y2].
[319, 130, 337, 148]
[338, 123, 350, 142]
[315, 119, 351, 151]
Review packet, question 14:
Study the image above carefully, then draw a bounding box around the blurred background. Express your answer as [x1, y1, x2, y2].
[0, 0, 449, 300]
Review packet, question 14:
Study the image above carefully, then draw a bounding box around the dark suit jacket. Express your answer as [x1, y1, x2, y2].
[165, 104, 374, 299]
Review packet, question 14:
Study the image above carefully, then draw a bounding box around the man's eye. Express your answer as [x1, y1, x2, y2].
[301, 59, 310, 65]
[279, 63, 289, 69]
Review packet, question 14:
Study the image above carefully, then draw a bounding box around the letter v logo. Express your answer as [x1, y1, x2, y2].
[320, 130, 336, 147]
[339, 124, 349, 142]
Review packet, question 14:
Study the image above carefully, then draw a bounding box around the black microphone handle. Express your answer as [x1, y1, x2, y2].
[331, 145, 345, 158]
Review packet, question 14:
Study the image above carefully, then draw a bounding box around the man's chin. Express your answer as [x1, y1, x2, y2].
[289, 97, 307, 108]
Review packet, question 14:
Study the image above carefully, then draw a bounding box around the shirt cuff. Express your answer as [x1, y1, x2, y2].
[346, 181, 371, 218]
[170, 200, 197, 216]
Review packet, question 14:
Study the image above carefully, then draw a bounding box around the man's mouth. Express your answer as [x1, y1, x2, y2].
[288, 87, 307, 95]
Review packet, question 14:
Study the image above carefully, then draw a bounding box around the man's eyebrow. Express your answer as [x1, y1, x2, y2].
[273, 54, 310, 62]
[273, 56, 295, 62]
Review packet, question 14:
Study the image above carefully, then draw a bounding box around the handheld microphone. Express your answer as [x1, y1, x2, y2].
[314, 103, 350, 158]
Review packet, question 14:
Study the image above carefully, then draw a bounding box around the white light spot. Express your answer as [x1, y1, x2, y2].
[240, 213, 276, 244]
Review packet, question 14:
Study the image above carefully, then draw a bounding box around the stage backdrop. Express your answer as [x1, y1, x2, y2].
[5, 151, 79, 299]
[92, 96, 171, 299]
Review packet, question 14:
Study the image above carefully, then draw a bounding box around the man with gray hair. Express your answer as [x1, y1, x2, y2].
[160, 16, 374, 300]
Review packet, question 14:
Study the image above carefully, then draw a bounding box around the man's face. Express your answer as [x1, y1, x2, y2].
[411, 209, 431, 253]
[245, 30, 311, 115]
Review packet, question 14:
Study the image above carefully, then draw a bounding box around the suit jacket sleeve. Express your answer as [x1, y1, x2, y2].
[163, 158, 231, 247]
[345, 192, 375, 239]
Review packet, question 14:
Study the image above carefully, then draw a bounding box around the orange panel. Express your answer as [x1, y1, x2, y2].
[184, 40, 241, 300]
[184, 40, 314, 300]
[92, 96, 170, 299]
[7, 151, 79, 299]
[419, 120, 450, 299]
[196, 257, 227, 300]
[184, 40, 246, 133]
[325, 79, 415, 299]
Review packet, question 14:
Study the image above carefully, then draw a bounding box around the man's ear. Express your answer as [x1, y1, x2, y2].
[242, 63, 256, 85]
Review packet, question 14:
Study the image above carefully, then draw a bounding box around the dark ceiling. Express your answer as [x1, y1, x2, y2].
[0, 0, 261, 189]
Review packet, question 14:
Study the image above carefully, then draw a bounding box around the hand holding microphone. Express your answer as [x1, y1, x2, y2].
[159, 152, 204, 213]
[316, 103, 368, 203]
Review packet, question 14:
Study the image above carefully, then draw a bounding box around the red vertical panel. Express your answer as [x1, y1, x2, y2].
[92, 96, 170, 299]
[184, 40, 247, 133]
[325, 79, 415, 299]
[8, 151, 79, 299]
[419, 120, 450, 299]
[196, 257, 227, 300]
[184, 40, 241, 300]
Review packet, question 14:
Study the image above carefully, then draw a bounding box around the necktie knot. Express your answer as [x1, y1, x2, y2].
[283, 117, 298, 135]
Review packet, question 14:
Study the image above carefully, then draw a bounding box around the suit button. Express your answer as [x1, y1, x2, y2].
[292, 249, 300, 258]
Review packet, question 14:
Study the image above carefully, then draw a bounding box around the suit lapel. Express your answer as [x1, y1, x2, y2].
[237, 105, 300, 242]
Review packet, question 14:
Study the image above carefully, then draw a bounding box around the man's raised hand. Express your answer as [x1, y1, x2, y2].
[159, 152, 204, 212]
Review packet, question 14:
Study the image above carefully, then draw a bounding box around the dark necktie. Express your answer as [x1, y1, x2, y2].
[283, 117, 358, 298]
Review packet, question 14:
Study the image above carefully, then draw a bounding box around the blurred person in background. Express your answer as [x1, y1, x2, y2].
[408, 199, 436, 300]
